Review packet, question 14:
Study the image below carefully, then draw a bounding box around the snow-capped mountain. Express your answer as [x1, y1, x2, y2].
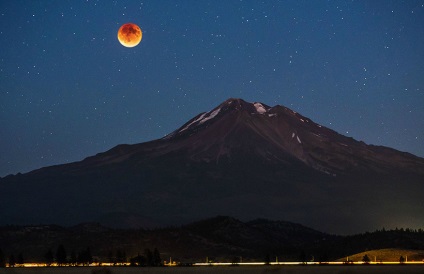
[103, 98, 422, 175]
[1, 98, 423, 234]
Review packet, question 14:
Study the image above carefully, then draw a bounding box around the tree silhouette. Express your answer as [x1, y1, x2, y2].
[116, 250, 122, 264]
[153, 248, 161, 266]
[130, 253, 146, 266]
[145, 248, 153, 266]
[362, 254, 370, 264]
[45, 249, 54, 266]
[116, 250, 126, 265]
[0, 248, 6, 268]
[17, 253, 24, 266]
[9, 254, 16, 267]
[299, 250, 307, 264]
[77, 247, 92, 266]
[264, 253, 271, 265]
[70, 250, 77, 266]
[107, 251, 113, 264]
[56, 244, 67, 266]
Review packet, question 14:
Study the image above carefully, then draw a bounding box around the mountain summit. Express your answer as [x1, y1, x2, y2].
[164, 98, 423, 175]
[1, 98, 423, 233]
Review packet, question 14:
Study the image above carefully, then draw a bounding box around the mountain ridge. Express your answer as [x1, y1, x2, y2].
[1, 215, 424, 263]
[1, 98, 423, 234]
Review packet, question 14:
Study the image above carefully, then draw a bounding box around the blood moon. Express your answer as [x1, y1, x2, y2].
[117, 23, 142, 48]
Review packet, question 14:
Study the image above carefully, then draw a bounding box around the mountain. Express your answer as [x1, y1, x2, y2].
[1, 98, 423, 234]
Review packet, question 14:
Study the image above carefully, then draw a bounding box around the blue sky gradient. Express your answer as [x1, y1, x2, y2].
[1, 0, 423, 176]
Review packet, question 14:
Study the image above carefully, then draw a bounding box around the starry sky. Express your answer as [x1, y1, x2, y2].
[1, 0, 423, 177]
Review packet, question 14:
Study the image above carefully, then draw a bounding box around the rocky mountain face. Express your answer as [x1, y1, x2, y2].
[1, 98, 423, 234]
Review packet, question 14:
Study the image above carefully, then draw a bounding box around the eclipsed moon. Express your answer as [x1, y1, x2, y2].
[117, 23, 142, 48]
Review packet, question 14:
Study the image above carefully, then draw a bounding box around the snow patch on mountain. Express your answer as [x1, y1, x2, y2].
[176, 107, 222, 134]
[179, 113, 207, 133]
[254, 103, 267, 114]
[199, 108, 221, 124]
[292, 132, 302, 144]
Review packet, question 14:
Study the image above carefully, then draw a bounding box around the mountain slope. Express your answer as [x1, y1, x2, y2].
[1, 98, 423, 234]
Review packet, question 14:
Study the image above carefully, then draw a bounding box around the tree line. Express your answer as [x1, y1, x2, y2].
[0, 248, 24, 267]
[128, 248, 161, 266]
[44, 245, 93, 266]
[0, 245, 162, 267]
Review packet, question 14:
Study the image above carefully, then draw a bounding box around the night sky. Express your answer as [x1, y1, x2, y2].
[1, 0, 423, 177]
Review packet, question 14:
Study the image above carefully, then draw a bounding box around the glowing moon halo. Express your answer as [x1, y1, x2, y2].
[117, 23, 142, 48]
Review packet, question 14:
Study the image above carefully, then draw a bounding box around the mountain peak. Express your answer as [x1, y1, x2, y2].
[162, 98, 424, 175]
[165, 98, 274, 140]
[221, 98, 271, 114]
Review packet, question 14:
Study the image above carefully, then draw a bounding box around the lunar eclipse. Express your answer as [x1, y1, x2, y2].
[117, 23, 142, 47]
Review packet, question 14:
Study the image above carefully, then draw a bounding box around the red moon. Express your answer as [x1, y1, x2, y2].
[117, 23, 142, 48]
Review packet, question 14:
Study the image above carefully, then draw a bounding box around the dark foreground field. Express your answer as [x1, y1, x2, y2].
[1, 265, 424, 274]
